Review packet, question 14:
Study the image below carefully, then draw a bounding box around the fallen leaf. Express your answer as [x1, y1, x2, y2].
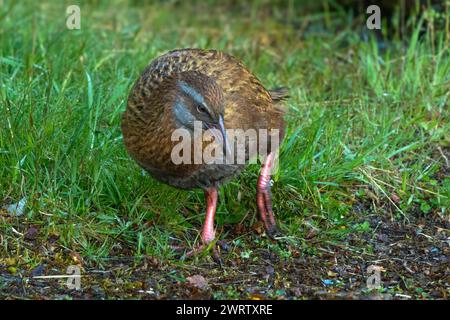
[327, 270, 338, 277]
[5, 258, 16, 266]
[186, 275, 209, 290]
[390, 193, 400, 203]
[249, 294, 266, 300]
[251, 221, 264, 235]
[70, 252, 83, 265]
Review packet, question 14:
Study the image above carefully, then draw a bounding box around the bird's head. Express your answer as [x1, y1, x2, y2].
[171, 71, 230, 155]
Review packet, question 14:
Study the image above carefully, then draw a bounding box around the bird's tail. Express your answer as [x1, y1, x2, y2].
[269, 87, 289, 103]
[269, 87, 289, 114]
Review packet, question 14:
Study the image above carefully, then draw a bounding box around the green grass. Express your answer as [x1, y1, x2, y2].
[0, 0, 449, 270]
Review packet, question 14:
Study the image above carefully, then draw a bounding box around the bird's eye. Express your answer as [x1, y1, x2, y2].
[196, 104, 208, 114]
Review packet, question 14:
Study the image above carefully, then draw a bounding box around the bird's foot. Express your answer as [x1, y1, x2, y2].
[171, 239, 229, 263]
[171, 187, 226, 262]
[257, 182, 281, 239]
[264, 222, 281, 240]
[186, 241, 220, 263]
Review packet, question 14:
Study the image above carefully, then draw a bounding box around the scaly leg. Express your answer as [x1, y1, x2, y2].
[200, 187, 217, 244]
[185, 187, 220, 258]
[257, 152, 279, 238]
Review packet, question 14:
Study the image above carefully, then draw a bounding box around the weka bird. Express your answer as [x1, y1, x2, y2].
[121, 48, 287, 254]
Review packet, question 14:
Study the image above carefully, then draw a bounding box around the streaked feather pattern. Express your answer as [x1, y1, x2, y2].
[121, 48, 287, 189]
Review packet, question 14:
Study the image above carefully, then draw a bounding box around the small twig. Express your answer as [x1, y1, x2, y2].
[33, 275, 82, 279]
[437, 146, 449, 167]
[416, 232, 434, 240]
[395, 293, 412, 299]
[11, 227, 23, 236]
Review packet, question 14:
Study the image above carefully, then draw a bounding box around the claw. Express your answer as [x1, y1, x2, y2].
[265, 223, 280, 239]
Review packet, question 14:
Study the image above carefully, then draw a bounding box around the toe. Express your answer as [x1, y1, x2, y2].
[265, 223, 281, 239]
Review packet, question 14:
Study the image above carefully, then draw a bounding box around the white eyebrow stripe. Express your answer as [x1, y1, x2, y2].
[177, 80, 212, 114]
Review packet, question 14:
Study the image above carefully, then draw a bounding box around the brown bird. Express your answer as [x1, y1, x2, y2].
[121, 48, 287, 255]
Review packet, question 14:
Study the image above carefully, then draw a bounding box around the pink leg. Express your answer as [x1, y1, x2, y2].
[185, 187, 219, 258]
[201, 187, 218, 244]
[257, 152, 278, 238]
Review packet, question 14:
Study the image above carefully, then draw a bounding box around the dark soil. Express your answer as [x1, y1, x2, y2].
[1, 211, 448, 300]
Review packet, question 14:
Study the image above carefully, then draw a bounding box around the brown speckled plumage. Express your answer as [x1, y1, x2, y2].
[121, 48, 288, 253]
[122, 48, 286, 189]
